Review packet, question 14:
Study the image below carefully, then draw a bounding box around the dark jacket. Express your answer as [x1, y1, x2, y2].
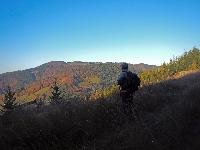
[117, 70, 140, 93]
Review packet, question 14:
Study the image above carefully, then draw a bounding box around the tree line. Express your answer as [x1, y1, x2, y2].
[140, 48, 200, 84]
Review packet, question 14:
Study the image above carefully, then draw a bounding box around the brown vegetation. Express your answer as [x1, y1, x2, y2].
[0, 62, 156, 102]
[0, 72, 199, 150]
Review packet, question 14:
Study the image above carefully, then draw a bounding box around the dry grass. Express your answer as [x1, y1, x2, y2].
[0, 72, 200, 150]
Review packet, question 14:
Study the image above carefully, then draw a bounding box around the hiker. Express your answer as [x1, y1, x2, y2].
[117, 63, 140, 116]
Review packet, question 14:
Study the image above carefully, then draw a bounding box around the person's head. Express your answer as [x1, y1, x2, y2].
[121, 63, 128, 72]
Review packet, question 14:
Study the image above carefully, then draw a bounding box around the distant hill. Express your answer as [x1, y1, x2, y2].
[0, 62, 156, 102]
[133, 63, 158, 72]
[1, 47, 200, 103]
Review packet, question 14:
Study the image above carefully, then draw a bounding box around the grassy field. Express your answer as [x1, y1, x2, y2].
[0, 72, 200, 150]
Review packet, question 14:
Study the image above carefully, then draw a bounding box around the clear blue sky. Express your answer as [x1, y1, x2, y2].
[0, 0, 200, 73]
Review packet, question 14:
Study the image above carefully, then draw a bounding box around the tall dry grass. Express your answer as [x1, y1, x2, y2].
[0, 72, 200, 150]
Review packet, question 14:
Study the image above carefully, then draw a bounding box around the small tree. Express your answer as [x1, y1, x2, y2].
[0, 86, 17, 112]
[50, 80, 62, 104]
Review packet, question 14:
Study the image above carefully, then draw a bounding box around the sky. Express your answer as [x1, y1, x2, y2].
[0, 0, 200, 73]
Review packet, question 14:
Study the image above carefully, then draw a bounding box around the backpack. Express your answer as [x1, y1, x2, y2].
[121, 71, 140, 93]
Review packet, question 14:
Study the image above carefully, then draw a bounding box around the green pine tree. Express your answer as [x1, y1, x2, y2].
[50, 80, 62, 104]
[1, 86, 17, 112]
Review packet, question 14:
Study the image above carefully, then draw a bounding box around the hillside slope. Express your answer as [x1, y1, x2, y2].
[0, 71, 199, 150]
[0, 62, 156, 102]
[140, 48, 200, 84]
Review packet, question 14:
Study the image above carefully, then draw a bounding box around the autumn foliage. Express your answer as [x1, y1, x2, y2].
[0, 71, 200, 150]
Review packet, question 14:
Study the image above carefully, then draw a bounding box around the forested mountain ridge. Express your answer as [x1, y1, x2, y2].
[0, 62, 156, 102]
[1, 47, 199, 103]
